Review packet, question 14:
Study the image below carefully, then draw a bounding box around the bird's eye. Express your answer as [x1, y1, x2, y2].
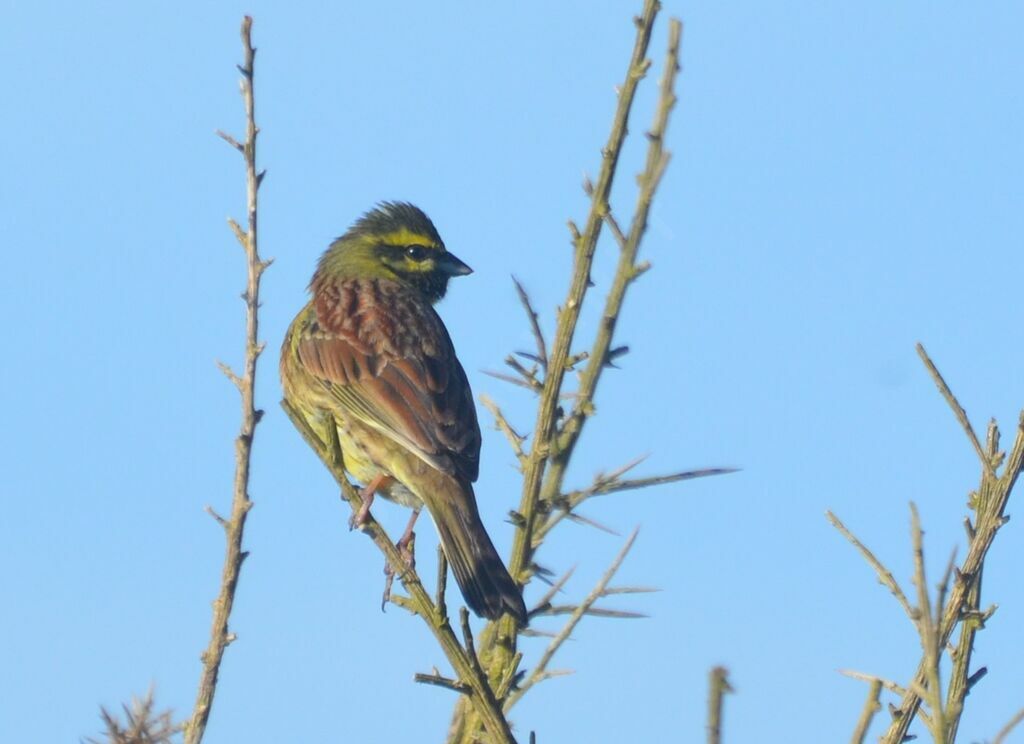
[405, 244, 428, 261]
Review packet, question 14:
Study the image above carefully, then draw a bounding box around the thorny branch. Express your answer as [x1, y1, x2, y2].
[831, 344, 1023, 744]
[185, 18, 268, 744]
[450, 8, 734, 742]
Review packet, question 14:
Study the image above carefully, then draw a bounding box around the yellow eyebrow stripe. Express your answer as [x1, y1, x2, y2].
[378, 228, 440, 248]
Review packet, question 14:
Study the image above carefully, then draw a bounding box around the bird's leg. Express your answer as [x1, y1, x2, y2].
[396, 508, 421, 566]
[349, 473, 392, 530]
[381, 508, 421, 611]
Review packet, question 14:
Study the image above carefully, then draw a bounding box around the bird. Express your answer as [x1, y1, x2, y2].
[280, 201, 528, 624]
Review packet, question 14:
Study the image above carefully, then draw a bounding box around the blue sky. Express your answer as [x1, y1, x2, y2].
[2, 2, 1022, 742]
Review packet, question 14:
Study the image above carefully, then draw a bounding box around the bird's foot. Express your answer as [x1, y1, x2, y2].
[381, 511, 420, 611]
[348, 492, 373, 531]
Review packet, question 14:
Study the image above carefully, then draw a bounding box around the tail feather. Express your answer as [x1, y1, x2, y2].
[425, 481, 528, 625]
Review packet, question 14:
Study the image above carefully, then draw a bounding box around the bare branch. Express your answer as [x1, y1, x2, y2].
[994, 707, 1024, 744]
[185, 18, 263, 744]
[531, 604, 647, 620]
[839, 669, 907, 697]
[707, 666, 731, 744]
[538, 465, 734, 543]
[601, 209, 629, 250]
[203, 506, 228, 530]
[435, 546, 449, 621]
[849, 679, 882, 744]
[415, 671, 470, 696]
[916, 343, 996, 480]
[513, 277, 548, 369]
[483, 369, 543, 393]
[215, 129, 243, 152]
[826, 510, 915, 621]
[908, 502, 947, 742]
[480, 395, 528, 465]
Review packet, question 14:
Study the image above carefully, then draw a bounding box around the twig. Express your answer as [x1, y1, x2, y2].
[994, 707, 1024, 744]
[503, 528, 640, 711]
[601, 209, 629, 250]
[848, 679, 882, 744]
[415, 671, 470, 695]
[839, 669, 907, 697]
[184, 18, 264, 744]
[826, 511, 915, 622]
[436, 545, 449, 621]
[530, 604, 647, 619]
[706, 666, 731, 744]
[483, 369, 543, 393]
[909, 502, 947, 743]
[529, 565, 576, 617]
[513, 277, 548, 369]
[538, 465, 736, 543]
[916, 343, 996, 481]
[481, 395, 528, 465]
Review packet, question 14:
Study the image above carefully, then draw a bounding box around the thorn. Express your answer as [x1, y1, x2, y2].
[567, 220, 581, 245]
[606, 345, 630, 366]
[253, 409, 265, 423]
[227, 217, 247, 247]
[216, 130, 244, 152]
[256, 169, 267, 188]
[216, 360, 243, 390]
[205, 505, 229, 529]
[966, 666, 988, 691]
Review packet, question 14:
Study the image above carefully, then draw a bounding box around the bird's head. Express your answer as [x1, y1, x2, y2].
[312, 202, 472, 303]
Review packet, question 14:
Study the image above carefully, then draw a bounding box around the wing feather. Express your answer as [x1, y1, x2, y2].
[295, 278, 481, 482]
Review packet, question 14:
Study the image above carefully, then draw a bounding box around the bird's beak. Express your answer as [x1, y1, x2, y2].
[437, 251, 473, 277]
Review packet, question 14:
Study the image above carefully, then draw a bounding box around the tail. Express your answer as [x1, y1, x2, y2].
[424, 478, 528, 625]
